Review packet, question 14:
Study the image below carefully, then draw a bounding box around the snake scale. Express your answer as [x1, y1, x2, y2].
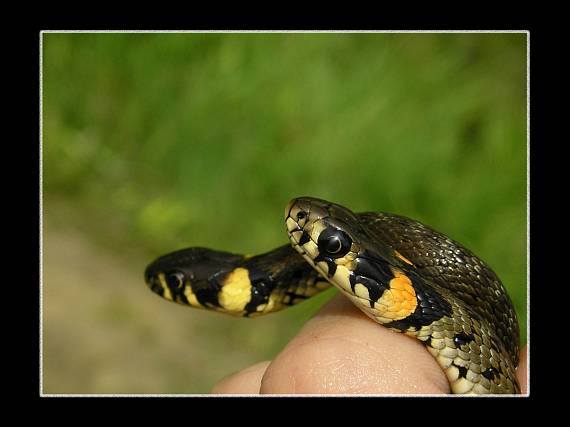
[145, 196, 521, 394]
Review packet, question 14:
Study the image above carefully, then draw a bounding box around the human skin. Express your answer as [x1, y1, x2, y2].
[212, 294, 528, 395]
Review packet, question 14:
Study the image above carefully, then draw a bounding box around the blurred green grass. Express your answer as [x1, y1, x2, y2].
[42, 32, 527, 393]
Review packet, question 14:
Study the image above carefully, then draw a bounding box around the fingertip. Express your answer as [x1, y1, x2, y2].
[212, 360, 272, 394]
[260, 294, 449, 394]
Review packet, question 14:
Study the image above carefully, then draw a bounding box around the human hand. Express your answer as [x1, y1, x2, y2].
[212, 294, 528, 395]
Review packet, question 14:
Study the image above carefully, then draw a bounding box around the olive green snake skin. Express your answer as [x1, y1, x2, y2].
[145, 197, 521, 394]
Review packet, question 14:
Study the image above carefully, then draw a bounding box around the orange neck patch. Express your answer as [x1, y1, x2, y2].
[374, 268, 418, 321]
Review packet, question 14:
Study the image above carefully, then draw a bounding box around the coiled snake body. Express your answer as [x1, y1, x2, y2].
[145, 197, 520, 394]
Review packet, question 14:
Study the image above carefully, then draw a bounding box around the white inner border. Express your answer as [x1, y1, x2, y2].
[39, 29, 530, 398]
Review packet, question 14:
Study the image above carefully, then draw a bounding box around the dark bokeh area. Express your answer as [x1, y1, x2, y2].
[42, 32, 527, 394]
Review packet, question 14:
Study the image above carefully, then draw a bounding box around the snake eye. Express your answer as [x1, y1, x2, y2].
[325, 235, 342, 253]
[318, 227, 352, 257]
[166, 271, 185, 289]
[297, 211, 307, 220]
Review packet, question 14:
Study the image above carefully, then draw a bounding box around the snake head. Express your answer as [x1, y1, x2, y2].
[285, 197, 363, 276]
[286, 196, 416, 269]
[144, 247, 245, 309]
[285, 196, 424, 324]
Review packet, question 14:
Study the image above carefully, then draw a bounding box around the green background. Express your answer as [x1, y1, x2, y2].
[42, 32, 527, 394]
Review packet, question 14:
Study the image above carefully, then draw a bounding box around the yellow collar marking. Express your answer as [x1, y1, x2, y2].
[373, 268, 417, 320]
[218, 267, 253, 314]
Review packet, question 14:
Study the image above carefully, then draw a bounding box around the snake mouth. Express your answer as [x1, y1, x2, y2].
[285, 220, 309, 258]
